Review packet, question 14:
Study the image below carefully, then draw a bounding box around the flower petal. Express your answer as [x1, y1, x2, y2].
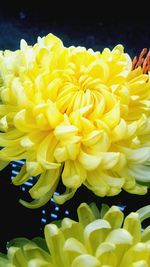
[62, 160, 86, 189]
[53, 188, 76, 205]
[78, 150, 101, 171]
[29, 168, 61, 199]
[77, 203, 96, 227]
[71, 254, 100, 267]
[123, 212, 141, 244]
[103, 206, 124, 229]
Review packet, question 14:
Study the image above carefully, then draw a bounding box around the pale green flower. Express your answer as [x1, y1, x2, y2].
[1, 203, 150, 266]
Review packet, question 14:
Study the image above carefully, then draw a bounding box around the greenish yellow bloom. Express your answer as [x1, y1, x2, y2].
[0, 34, 150, 207]
[1, 203, 150, 266]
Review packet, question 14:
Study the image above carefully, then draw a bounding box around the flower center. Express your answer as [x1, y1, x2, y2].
[55, 64, 106, 114]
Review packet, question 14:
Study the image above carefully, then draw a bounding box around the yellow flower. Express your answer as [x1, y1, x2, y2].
[0, 33, 150, 207]
[2, 203, 150, 266]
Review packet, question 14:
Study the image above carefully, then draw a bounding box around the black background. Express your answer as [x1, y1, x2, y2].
[0, 2, 150, 253]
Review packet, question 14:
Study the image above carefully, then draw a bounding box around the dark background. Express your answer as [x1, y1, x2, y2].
[0, 2, 150, 253]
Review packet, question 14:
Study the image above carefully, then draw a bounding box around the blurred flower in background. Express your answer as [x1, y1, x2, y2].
[1, 203, 150, 266]
[0, 34, 150, 208]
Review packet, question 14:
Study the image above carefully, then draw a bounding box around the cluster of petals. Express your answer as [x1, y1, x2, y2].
[0, 34, 150, 207]
[1, 203, 150, 267]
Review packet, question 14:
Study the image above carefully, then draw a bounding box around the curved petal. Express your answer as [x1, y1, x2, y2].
[64, 238, 87, 255]
[37, 133, 60, 169]
[29, 168, 61, 199]
[103, 206, 124, 229]
[28, 259, 52, 267]
[62, 160, 86, 189]
[124, 164, 150, 184]
[123, 212, 141, 244]
[84, 219, 111, 253]
[96, 242, 116, 265]
[44, 224, 68, 266]
[71, 254, 100, 267]
[119, 147, 150, 164]
[102, 102, 120, 129]
[12, 163, 31, 185]
[19, 180, 58, 209]
[136, 205, 150, 223]
[53, 188, 76, 205]
[14, 109, 36, 133]
[77, 203, 96, 227]
[105, 228, 133, 245]
[78, 150, 101, 171]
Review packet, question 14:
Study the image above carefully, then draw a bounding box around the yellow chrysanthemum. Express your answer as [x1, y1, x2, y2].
[0, 33, 150, 207]
[2, 203, 150, 267]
